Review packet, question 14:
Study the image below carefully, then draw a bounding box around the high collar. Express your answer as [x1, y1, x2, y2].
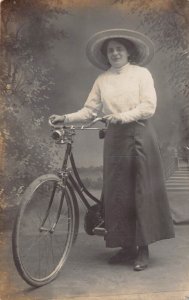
[109, 62, 131, 74]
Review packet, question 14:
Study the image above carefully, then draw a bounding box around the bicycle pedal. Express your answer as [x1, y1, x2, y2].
[92, 227, 107, 236]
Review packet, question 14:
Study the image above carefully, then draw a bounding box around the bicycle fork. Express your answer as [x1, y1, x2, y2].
[39, 178, 68, 234]
[40, 143, 72, 234]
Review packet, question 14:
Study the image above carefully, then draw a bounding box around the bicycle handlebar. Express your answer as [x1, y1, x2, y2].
[49, 117, 107, 142]
[49, 117, 107, 130]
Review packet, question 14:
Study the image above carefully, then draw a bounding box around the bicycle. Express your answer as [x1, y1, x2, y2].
[12, 117, 107, 287]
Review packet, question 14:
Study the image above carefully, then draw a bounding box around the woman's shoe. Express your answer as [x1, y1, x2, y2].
[109, 247, 137, 264]
[133, 245, 149, 271]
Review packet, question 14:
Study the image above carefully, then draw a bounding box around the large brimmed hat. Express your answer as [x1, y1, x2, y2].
[86, 29, 154, 70]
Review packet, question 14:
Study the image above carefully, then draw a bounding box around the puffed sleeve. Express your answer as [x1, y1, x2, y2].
[65, 78, 103, 124]
[118, 68, 157, 123]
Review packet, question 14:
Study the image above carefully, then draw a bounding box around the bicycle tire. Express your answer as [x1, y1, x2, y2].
[12, 174, 79, 287]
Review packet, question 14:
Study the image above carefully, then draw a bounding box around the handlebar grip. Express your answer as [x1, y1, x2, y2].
[49, 119, 54, 127]
[99, 129, 106, 139]
[49, 118, 63, 129]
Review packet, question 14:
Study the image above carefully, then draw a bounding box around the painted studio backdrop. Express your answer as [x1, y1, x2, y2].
[0, 0, 189, 295]
[1, 0, 189, 207]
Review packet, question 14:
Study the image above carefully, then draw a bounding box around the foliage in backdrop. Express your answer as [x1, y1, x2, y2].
[0, 0, 70, 206]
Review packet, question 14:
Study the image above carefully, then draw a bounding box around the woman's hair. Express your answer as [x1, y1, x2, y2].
[101, 37, 139, 65]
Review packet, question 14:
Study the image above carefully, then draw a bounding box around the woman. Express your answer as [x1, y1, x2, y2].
[49, 29, 175, 271]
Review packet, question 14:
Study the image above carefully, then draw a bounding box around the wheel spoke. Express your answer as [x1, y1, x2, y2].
[49, 234, 55, 270]
[20, 232, 48, 260]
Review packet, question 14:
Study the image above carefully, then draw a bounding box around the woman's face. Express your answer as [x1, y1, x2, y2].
[106, 40, 129, 68]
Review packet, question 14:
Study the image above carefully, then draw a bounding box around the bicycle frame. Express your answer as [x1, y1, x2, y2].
[58, 141, 101, 207]
[40, 119, 105, 233]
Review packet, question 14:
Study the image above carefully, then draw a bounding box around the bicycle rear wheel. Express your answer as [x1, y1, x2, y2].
[12, 174, 78, 287]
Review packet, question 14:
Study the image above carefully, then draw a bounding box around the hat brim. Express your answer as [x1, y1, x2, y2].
[86, 29, 155, 70]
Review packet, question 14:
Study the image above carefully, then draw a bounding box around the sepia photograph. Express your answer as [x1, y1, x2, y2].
[0, 0, 189, 299]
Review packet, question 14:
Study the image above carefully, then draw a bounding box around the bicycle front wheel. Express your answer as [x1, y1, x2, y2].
[12, 174, 77, 287]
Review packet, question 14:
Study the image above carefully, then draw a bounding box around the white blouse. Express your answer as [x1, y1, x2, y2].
[66, 63, 157, 124]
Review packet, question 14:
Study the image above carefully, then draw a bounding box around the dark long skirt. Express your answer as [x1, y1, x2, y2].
[103, 120, 175, 248]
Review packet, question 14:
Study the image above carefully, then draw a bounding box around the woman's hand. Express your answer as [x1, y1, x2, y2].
[49, 114, 66, 127]
[103, 114, 122, 124]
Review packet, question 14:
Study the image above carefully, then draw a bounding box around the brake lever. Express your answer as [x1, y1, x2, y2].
[82, 117, 104, 128]
[100, 117, 108, 124]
